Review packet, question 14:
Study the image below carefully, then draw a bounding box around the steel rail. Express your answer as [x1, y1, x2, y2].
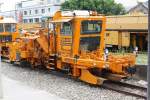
[102, 81, 147, 99]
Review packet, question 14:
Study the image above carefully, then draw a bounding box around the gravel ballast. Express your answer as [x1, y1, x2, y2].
[1, 62, 144, 100]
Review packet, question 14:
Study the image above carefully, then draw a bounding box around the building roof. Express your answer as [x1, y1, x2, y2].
[106, 15, 148, 31]
[128, 1, 148, 14]
[143, 1, 148, 8]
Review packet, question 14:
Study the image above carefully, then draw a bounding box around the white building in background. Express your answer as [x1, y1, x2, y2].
[0, 10, 16, 19]
[0, 2, 16, 19]
[0, 0, 65, 23]
[16, 0, 65, 23]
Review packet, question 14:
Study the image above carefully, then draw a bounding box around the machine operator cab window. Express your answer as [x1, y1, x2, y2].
[80, 20, 102, 52]
[5, 24, 16, 32]
[0, 23, 16, 42]
[0, 24, 4, 32]
[61, 22, 72, 36]
[0, 23, 16, 33]
[81, 20, 102, 34]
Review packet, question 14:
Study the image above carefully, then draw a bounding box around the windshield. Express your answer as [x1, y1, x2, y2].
[81, 20, 102, 34]
[4, 24, 16, 32]
[79, 36, 100, 52]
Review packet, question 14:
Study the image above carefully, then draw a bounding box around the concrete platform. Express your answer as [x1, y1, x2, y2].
[134, 65, 147, 81]
[0, 75, 66, 100]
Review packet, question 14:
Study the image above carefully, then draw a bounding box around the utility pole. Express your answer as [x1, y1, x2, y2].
[0, 3, 3, 98]
[0, 47, 3, 99]
[148, 0, 150, 100]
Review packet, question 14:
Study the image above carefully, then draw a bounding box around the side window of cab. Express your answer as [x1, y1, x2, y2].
[61, 22, 72, 35]
[5, 24, 16, 32]
[0, 24, 4, 32]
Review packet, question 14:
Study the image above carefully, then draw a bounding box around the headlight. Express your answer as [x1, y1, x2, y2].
[104, 48, 109, 61]
[105, 48, 109, 55]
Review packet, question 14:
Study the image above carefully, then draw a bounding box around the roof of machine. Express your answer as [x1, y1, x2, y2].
[61, 10, 90, 16]
[50, 18, 73, 23]
[0, 17, 17, 23]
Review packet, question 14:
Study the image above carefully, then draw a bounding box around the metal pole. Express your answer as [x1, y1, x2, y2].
[15, 3, 17, 22]
[148, 0, 150, 100]
[47, 18, 50, 54]
[0, 2, 4, 95]
[0, 47, 3, 99]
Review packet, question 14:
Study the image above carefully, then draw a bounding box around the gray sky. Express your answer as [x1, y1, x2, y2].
[115, 0, 147, 8]
[0, 0, 148, 12]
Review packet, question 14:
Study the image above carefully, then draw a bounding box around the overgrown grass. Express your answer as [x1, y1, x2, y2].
[110, 52, 148, 65]
[136, 53, 148, 65]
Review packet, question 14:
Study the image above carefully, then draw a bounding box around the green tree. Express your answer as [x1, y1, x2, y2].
[61, 0, 126, 15]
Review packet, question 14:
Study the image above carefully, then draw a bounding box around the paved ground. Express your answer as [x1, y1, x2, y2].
[0, 75, 66, 100]
[1, 62, 144, 100]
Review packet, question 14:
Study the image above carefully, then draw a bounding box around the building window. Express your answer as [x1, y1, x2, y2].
[41, 9, 45, 14]
[48, 8, 50, 12]
[56, 0, 60, 3]
[34, 18, 39, 23]
[106, 33, 110, 37]
[24, 11, 27, 15]
[17, 3, 22, 8]
[29, 19, 33, 23]
[47, 0, 51, 3]
[29, 10, 32, 15]
[35, 10, 38, 14]
[23, 19, 28, 23]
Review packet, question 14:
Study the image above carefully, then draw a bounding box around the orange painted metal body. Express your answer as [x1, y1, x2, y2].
[8, 11, 136, 85]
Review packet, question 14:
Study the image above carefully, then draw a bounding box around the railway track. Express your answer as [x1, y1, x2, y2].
[102, 80, 147, 99]
[2, 61, 147, 99]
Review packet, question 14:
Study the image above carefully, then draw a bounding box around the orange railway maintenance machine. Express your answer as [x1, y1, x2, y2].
[9, 11, 136, 85]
